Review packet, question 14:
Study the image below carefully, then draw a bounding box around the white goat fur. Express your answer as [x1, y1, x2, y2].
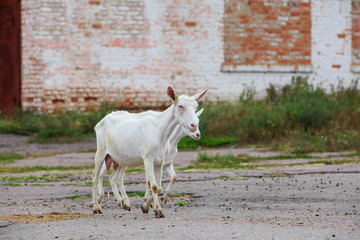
[91, 87, 207, 218]
[96, 108, 203, 208]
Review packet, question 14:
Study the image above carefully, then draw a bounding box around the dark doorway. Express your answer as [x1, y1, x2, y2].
[0, 0, 21, 116]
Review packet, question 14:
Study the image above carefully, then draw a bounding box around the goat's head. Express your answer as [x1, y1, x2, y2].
[182, 108, 203, 140]
[168, 86, 207, 133]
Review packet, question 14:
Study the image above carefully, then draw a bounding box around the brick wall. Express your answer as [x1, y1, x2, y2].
[352, 0, 360, 71]
[21, 0, 223, 112]
[222, 0, 311, 72]
[21, 0, 359, 112]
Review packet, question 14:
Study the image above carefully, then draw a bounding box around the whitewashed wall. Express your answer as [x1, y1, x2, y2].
[21, 0, 359, 112]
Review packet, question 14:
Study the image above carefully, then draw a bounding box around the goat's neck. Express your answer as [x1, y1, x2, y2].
[169, 126, 186, 147]
[158, 105, 178, 143]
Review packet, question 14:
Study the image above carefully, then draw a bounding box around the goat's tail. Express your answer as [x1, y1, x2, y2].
[94, 115, 107, 131]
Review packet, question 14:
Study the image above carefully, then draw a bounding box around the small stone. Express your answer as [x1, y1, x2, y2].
[37, 214, 43, 218]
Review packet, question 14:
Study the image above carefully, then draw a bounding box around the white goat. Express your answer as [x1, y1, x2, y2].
[92, 86, 207, 218]
[96, 109, 203, 210]
[144, 108, 203, 204]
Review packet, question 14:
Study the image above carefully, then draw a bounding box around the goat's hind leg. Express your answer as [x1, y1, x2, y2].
[97, 162, 107, 204]
[117, 166, 131, 211]
[92, 150, 105, 214]
[109, 163, 123, 207]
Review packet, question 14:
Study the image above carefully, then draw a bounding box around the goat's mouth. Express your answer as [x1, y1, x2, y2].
[191, 133, 201, 140]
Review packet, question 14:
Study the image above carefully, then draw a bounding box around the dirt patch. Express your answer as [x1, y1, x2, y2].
[0, 212, 94, 224]
[0, 134, 96, 156]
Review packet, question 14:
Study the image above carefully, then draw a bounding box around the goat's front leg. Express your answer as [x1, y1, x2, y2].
[154, 164, 163, 193]
[143, 164, 162, 209]
[141, 159, 165, 218]
[161, 164, 177, 204]
[144, 174, 151, 202]
[117, 166, 131, 211]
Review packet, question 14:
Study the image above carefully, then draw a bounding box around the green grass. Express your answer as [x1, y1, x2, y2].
[0, 165, 94, 174]
[0, 104, 113, 143]
[307, 159, 360, 165]
[1, 77, 360, 153]
[126, 168, 145, 174]
[65, 181, 111, 187]
[179, 153, 259, 170]
[0, 164, 145, 174]
[3, 183, 22, 187]
[127, 191, 145, 197]
[67, 194, 91, 199]
[218, 175, 236, 180]
[180, 152, 360, 171]
[0, 153, 26, 164]
[0, 173, 75, 182]
[236, 153, 322, 162]
[170, 192, 186, 197]
[263, 173, 293, 178]
[178, 136, 238, 149]
[199, 77, 360, 153]
[176, 200, 186, 206]
[31, 183, 55, 186]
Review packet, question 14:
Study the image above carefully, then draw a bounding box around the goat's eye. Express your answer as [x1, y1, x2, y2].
[178, 105, 184, 110]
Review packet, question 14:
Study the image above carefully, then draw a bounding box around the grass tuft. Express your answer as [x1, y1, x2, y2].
[0, 153, 26, 165]
[0, 165, 94, 174]
[67, 194, 91, 199]
[176, 200, 186, 206]
[180, 153, 258, 170]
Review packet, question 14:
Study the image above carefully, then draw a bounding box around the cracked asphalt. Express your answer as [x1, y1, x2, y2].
[0, 134, 359, 239]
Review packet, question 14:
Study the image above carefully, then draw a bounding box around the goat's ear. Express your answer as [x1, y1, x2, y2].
[196, 108, 204, 117]
[167, 86, 177, 102]
[192, 89, 208, 101]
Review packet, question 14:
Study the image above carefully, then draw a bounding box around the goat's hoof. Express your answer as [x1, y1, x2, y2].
[141, 205, 149, 214]
[93, 208, 102, 214]
[123, 205, 131, 211]
[160, 197, 167, 204]
[155, 209, 165, 218]
[117, 202, 123, 208]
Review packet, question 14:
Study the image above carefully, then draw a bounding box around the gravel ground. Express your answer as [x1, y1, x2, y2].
[0, 134, 359, 239]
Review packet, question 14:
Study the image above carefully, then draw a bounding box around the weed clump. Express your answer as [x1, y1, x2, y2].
[0, 78, 359, 153]
[200, 77, 360, 152]
[0, 104, 112, 142]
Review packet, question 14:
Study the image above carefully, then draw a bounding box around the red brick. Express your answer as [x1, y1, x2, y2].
[224, 0, 311, 67]
[265, 15, 277, 20]
[89, 1, 100, 5]
[185, 22, 197, 27]
[92, 24, 102, 29]
[280, 7, 291, 12]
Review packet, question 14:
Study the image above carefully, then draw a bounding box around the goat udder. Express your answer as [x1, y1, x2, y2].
[105, 155, 113, 171]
